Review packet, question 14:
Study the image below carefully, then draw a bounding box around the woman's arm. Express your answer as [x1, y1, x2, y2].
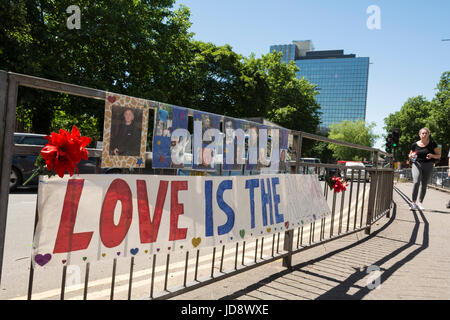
[408, 142, 416, 159]
[426, 147, 441, 160]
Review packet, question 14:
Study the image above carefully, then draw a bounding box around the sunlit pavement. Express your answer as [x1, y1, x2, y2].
[171, 182, 450, 300]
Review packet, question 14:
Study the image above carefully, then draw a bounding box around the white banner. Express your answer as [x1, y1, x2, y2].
[32, 174, 330, 268]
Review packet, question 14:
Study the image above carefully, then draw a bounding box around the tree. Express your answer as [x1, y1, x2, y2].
[327, 120, 378, 161]
[257, 52, 321, 134]
[1, 0, 193, 133]
[384, 95, 443, 162]
[177, 41, 246, 115]
[384, 71, 450, 164]
[174, 46, 321, 134]
[2, 1, 322, 142]
[429, 71, 450, 162]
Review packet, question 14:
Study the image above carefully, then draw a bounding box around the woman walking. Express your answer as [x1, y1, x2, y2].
[409, 127, 441, 210]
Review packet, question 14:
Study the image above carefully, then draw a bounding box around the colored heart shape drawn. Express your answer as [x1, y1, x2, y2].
[144, 250, 148, 254]
[62, 259, 67, 264]
[107, 95, 117, 104]
[82, 257, 87, 261]
[116, 252, 121, 256]
[285, 221, 290, 229]
[102, 253, 106, 257]
[130, 248, 139, 255]
[239, 230, 245, 239]
[35, 253, 51, 266]
[266, 228, 272, 233]
[191, 237, 202, 248]
[157, 248, 160, 252]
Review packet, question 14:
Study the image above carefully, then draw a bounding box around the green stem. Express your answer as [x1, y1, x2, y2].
[22, 169, 41, 186]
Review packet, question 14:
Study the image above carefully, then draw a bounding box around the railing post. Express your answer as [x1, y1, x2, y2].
[0, 70, 7, 286]
[283, 133, 302, 268]
[386, 170, 394, 218]
[290, 133, 303, 174]
[365, 168, 378, 234]
[0, 72, 18, 285]
[282, 229, 294, 269]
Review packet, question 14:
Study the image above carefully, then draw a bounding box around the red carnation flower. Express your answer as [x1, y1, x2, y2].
[23, 126, 92, 185]
[330, 176, 348, 193]
[41, 126, 92, 178]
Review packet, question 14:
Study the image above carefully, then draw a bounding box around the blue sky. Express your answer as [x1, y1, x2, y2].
[174, 0, 450, 149]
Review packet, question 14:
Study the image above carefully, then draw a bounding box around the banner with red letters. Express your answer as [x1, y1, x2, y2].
[32, 174, 330, 268]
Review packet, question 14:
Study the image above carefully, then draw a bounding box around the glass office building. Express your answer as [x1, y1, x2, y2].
[269, 40, 369, 130]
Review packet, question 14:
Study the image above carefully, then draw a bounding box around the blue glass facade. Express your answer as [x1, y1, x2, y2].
[270, 41, 369, 129]
[269, 44, 296, 64]
[296, 57, 369, 128]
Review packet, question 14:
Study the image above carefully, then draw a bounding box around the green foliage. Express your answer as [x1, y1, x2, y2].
[384, 96, 432, 161]
[179, 45, 321, 134]
[50, 109, 100, 146]
[2, 1, 321, 140]
[429, 71, 450, 161]
[2, 0, 193, 133]
[327, 120, 378, 161]
[178, 41, 245, 115]
[384, 72, 449, 163]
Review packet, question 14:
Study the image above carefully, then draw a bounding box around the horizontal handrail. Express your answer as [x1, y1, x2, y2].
[5, 70, 388, 157]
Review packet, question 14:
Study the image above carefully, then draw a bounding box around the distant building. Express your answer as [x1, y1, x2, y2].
[269, 40, 369, 130]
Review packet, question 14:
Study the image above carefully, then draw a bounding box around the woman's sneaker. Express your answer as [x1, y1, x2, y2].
[410, 203, 418, 210]
[417, 203, 425, 210]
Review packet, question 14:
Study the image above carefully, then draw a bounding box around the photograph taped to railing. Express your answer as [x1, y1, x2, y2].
[31, 173, 331, 268]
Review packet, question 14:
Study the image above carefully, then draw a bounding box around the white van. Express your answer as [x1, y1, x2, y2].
[300, 158, 321, 164]
[343, 161, 368, 181]
[299, 158, 321, 174]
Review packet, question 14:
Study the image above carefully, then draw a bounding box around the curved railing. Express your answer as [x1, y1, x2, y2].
[0, 71, 393, 300]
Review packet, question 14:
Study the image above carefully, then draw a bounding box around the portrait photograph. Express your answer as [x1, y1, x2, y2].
[101, 93, 150, 168]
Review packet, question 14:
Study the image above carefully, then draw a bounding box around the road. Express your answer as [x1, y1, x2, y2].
[0, 179, 370, 300]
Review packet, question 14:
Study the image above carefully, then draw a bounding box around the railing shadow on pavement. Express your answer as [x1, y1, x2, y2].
[428, 210, 450, 214]
[219, 186, 429, 300]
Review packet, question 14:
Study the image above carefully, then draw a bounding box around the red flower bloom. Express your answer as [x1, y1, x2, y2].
[330, 176, 348, 193]
[40, 126, 92, 178]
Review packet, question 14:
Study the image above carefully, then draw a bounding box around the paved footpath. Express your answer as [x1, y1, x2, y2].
[172, 182, 450, 300]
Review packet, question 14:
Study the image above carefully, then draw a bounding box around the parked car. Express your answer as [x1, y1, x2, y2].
[11, 133, 105, 191]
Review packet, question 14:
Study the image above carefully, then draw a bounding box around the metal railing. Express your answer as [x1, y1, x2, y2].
[0, 71, 393, 300]
[396, 166, 450, 191]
